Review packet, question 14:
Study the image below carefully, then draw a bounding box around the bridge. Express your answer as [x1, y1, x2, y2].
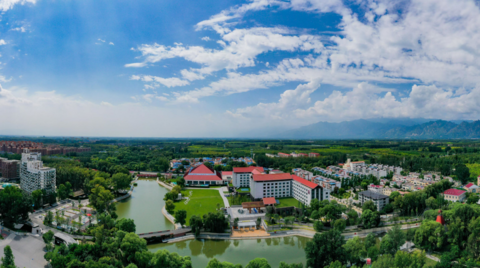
[137, 227, 192, 244]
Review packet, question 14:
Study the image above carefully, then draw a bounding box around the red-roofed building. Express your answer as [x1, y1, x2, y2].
[464, 182, 479, 193]
[232, 166, 265, 188]
[292, 175, 323, 205]
[250, 173, 326, 205]
[278, 153, 290, 158]
[441, 189, 467, 202]
[222, 171, 233, 184]
[309, 153, 320, 157]
[184, 164, 223, 185]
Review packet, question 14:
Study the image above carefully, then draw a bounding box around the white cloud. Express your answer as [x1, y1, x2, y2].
[0, 40, 6, 45]
[109, 42, 114, 45]
[100, 101, 113, 107]
[98, 38, 106, 43]
[201, 36, 211, 41]
[0, 0, 35, 11]
[131, 75, 189, 88]
[11, 26, 26, 32]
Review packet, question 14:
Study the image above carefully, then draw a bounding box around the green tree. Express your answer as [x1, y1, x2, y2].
[343, 236, 365, 265]
[177, 177, 186, 188]
[466, 194, 480, 204]
[360, 209, 380, 229]
[466, 216, 480, 259]
[0, 246, 16, 268]
[116, 218, 136, 233]
[190, 215, 204, 237]
[313, 220, 323, 232]
[346, 210, 358, 226]
[88, 185, 114, 213]
[206, 258, 242, 268]
[414, 220, 445, 251]
[120, 233, 147, 264]
[111, 173, 132, 193]
[333, 219, 346, 232]
[325, 261, 346, 268]
[245, 258, 271, 268]
[174, 210, 187, 227]
[44, 210, 54, 225]
[305, 230, 346, 268]
[364, 233, 376, 250]
[0, 186, 32, 227]
[165, 200, 175, 214]
[31, 189, 43, 209]
[57, 184, 68, 200]
[455, 164, 470, 185]
[42, 230, 55, 244]
[362, 200, 377, 212]
[385, 225, 406, 254]
[279, 262, 303, 268]
[371, 254, 394, 268]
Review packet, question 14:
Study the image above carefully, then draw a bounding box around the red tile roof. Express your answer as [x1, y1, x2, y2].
[443, 189, 466, 196]
[263, 197, 276, 205]
[233, 166, 264, 173]
[253, 173, 292, 182]
[292, 175, 319, 189]
[465, 183, 474, 188]
[184, 164, 222, 181]
[222, 171, 232, 176]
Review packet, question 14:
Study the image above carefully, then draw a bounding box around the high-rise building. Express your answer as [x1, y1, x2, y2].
[20, 149, 56, 194]
[0, 158, 20, 179]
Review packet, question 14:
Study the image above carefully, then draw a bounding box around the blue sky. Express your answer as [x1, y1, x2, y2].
[1, 0, 480, 137]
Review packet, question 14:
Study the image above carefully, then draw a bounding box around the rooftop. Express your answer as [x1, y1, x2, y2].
[292, 175, 319, 189]
[262, 197, 276, 205]
[233, 166, 265, 173]
[253, 173, 292, 182]
[359, 190, 388, 200]
[443, 189, 466, 196]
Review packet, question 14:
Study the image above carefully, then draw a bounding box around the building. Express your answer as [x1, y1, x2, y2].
[232, 166, 265, 188]
[278, 153, 290, 158]
[0, 158, 20, 179]
[292, 175, 323, 205]
[19, 149, 56, 194]
[184, 164, 223, 185]
[358, 190, 389, 212]
[292, 168, 313, 181]
[441, 189, 467, 202]
[221, 171, 233, 184]
[465, 183, 479, 193]
[309, 153, 320, 157]
[250, 173, 326, 205]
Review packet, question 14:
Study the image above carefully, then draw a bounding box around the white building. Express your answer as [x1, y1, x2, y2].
[358, 190, 389, 212]
[232, 166, 264, 188]
[20, 149, 56, 194]
[250, 173, 326, 205]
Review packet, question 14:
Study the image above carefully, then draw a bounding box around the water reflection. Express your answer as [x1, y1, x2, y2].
[148, 236, 310, 268]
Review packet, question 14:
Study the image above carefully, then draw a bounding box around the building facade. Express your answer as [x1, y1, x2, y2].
[292, 175, 323, 205]
[358, 190, 389, 211]
[20, 150, 56, 194]
[232, 166, 264, 188]
[0, 158, 21, 179]
[184, 164, 223, 185]
[442, 189, 467, 202]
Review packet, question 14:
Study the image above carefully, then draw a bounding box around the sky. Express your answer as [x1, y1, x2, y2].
[1, 0, 480, 137]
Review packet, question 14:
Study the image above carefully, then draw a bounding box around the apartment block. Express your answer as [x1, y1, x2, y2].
[358, 190, 389, 212]
[20, 150, 56, 194]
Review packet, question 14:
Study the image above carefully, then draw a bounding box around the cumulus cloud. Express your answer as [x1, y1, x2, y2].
[0, 40, 6, 45]
[0, 0, 35, 11]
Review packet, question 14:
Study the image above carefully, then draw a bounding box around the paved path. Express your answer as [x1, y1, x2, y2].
[0, 233, 48, 268]
[157, 179, 173, 190]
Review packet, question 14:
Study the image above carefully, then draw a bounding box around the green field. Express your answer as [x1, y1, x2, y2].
[276, 197, 300, 208]
[173, 189, 224, 225]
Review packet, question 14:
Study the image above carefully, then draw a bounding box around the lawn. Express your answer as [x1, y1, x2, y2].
[173, 189, 224, 225]
[276, 197, 300, 208]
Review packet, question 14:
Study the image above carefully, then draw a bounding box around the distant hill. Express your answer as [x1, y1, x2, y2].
[277, 118, 480, 139]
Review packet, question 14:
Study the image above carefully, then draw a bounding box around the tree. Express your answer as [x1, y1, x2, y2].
[425, 196, 437, 209]
[310, 211, 320, 221]
[1, 246, 16, 268]
[346, 210, 358, 226]
[371, 254, 394, 268]
[455, 164, 470, 184]
[190, 215, 204, 237]
[44, 210, 54, 225]
[414, 220, 445, 251]
[364, 233, 376, 250]
[120, 233, 147, 263]
[245, 258, 271, 268]
[177, 177, 186, 188]
[362, 200, 377, 212]
[279, 262, 303, 268]
[466, 216, 480, 259]
[313, 220, 323, 232]
[466, 194, 480, 204]
[111, 173, 132, 192]
[116, 218, 136, 233]
[0, 186, 32, 227]
[325, 261, 345, 268]
[333, 219, 346, 232]
[343, 236, 365, 265]
[305, 230, 346, 268]
[32, 189, 43, 209]
[165, 200, 175, 214]
[360, 209, 380, 229]
[206, 258, 242, 268]
[57, 184, 68, 200]
[42, 230, 55, 244]
[88, 185, 114, 214]
[389, 191, 400, 203]
[174, 210, 187, 227]
[385, 225, 406, 254]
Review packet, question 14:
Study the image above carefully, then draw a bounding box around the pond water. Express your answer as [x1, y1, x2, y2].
[118, 180, 310, 267]
[116, 179, 174, 233]
[147, 236, 310, 268]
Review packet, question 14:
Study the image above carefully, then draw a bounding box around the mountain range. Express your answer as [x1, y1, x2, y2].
[277, 118, 480, 139]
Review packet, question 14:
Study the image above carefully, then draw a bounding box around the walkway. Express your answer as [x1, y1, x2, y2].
[0, 231, 48, 268]
[157, 178, 173, 191]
